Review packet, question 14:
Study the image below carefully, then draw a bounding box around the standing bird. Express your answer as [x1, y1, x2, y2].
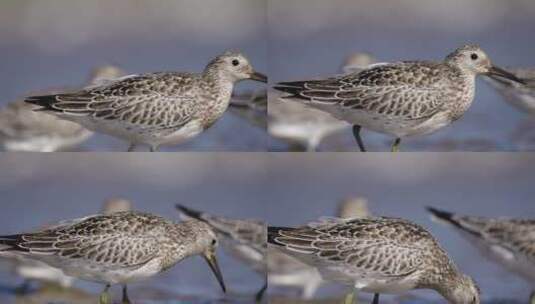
[274, 44, 525, 152]
[0, 211, 226, 304]
[483, 68, 535, 114]
[269, 52, 375, 152]
[0, 65, 123, 152]
[175, 204, 267, 302]
[427, 207, 535, 302]
[24, 51, 267, 151]
[268, 217, 480, 304]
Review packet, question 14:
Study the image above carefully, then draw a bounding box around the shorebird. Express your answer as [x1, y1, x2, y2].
[267, 198, 372, 300]
[8, 197, 133, 292]
[24, 51, 267, 151]
[0, 65, 123, 152]
[0, 211, 226, 304]
[274, 44, 526, 152]
[268, 216, 480, 304]
[427, 207, 535, 302]
[269, 52, 375, 152]
[483, 68, 535, 114]
[175, 204, 266, 302]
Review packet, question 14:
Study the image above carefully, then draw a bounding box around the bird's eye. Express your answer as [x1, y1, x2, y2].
[232, 59, 240, 66]
[470, 53, 478, 60]
[211, 239, 217, 245]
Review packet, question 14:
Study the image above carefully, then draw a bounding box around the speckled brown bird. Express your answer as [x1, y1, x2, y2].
[268, 216, 480, 304]
[0, 211, 226, 304]
[25, 51, 267, 151]
[428, 207, 535, 302]
[275, 44, 525, 152]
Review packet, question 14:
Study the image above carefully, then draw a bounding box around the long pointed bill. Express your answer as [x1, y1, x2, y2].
[250, 71, 268, 83]
[204, 251, 226, 293]
[487, 66, 526, 85]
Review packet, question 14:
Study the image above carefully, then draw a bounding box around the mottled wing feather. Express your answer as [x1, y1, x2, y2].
[7, 213, 162, 268]
[270, 218, 428, 278]
[276, 63, 447, 120]
[31, 73, 198, 130]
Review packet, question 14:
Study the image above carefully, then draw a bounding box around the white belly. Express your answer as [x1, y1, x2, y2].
[65, 116, 204, 148]
[310, 103, 452, 138]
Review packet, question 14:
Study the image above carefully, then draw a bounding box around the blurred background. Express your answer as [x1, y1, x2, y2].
[0, 154, 534, 302]
[264, 153, 535, 303]
[0, 0, 267, 151]
[265, 153, 535, 303]
[268, 0, 535, 151]
[0, 153, 270, 303]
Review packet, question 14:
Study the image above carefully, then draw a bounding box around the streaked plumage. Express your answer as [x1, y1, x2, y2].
[175, 205, 266, 301]
[0, 211, 226, 304]
[269, 52, 375, 152]
[24, 51, 267, 151]
[8, 197, 133, 291]
[267, 198, 372, 300]
[274, 44, 526, 152]
[268, 216, 480, 304]
[0, 66, 123, 152]
[427, 207, 535, 290]
[484, 68, 535, 114]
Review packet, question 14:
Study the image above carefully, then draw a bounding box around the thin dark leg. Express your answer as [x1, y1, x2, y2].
[14, 279, 31, 294]
[352, 125, 367, 152]
[99, 284, 111, 304]
[127, 143, 136, 152]
[122, 285, 131, 304]
[391, 137, 401, 152]
[372, 293, 379, 304]
[255, 281, 267, 303]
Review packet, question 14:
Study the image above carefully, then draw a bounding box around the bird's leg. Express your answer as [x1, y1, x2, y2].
[391, 138, 401, 152]
[255, 281, 267, 303]
[127, 143, 136, 152]
[342, 290, 355, 304]
[352, 125, 367, 152]
[99, 284, 111, 304]
[122, 285, 131, 304]
[372, 293, 379, 304]
[150, 145, 159, 152]
[14, 279, 31, 294]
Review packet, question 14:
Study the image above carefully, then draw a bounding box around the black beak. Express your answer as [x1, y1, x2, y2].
[487, 66, 526, 85]
[203, 251, 226, 293]
[250, 71, 268, 83]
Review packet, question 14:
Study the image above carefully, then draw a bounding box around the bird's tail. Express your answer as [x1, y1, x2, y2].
[24, 95, 62, 112]
[0, 234, 23, 252]
[267, 226, 296, 246]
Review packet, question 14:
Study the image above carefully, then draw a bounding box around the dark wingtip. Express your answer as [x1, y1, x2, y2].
[175, 204, 204, 221]
[24, 95, 60, 112]
[425, 206, 454, 221]
[267, 226, 294, 246]
[0, 234, 24, 252]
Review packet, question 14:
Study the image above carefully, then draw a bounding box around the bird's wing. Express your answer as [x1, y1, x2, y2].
[268, 220, 425, 278]
[275, 63, 446, 121]
[176, 205, 266, 251]
[25, 73, 199, 131]
[0, 214, 160, 269]
[428, 207, 535, 263]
